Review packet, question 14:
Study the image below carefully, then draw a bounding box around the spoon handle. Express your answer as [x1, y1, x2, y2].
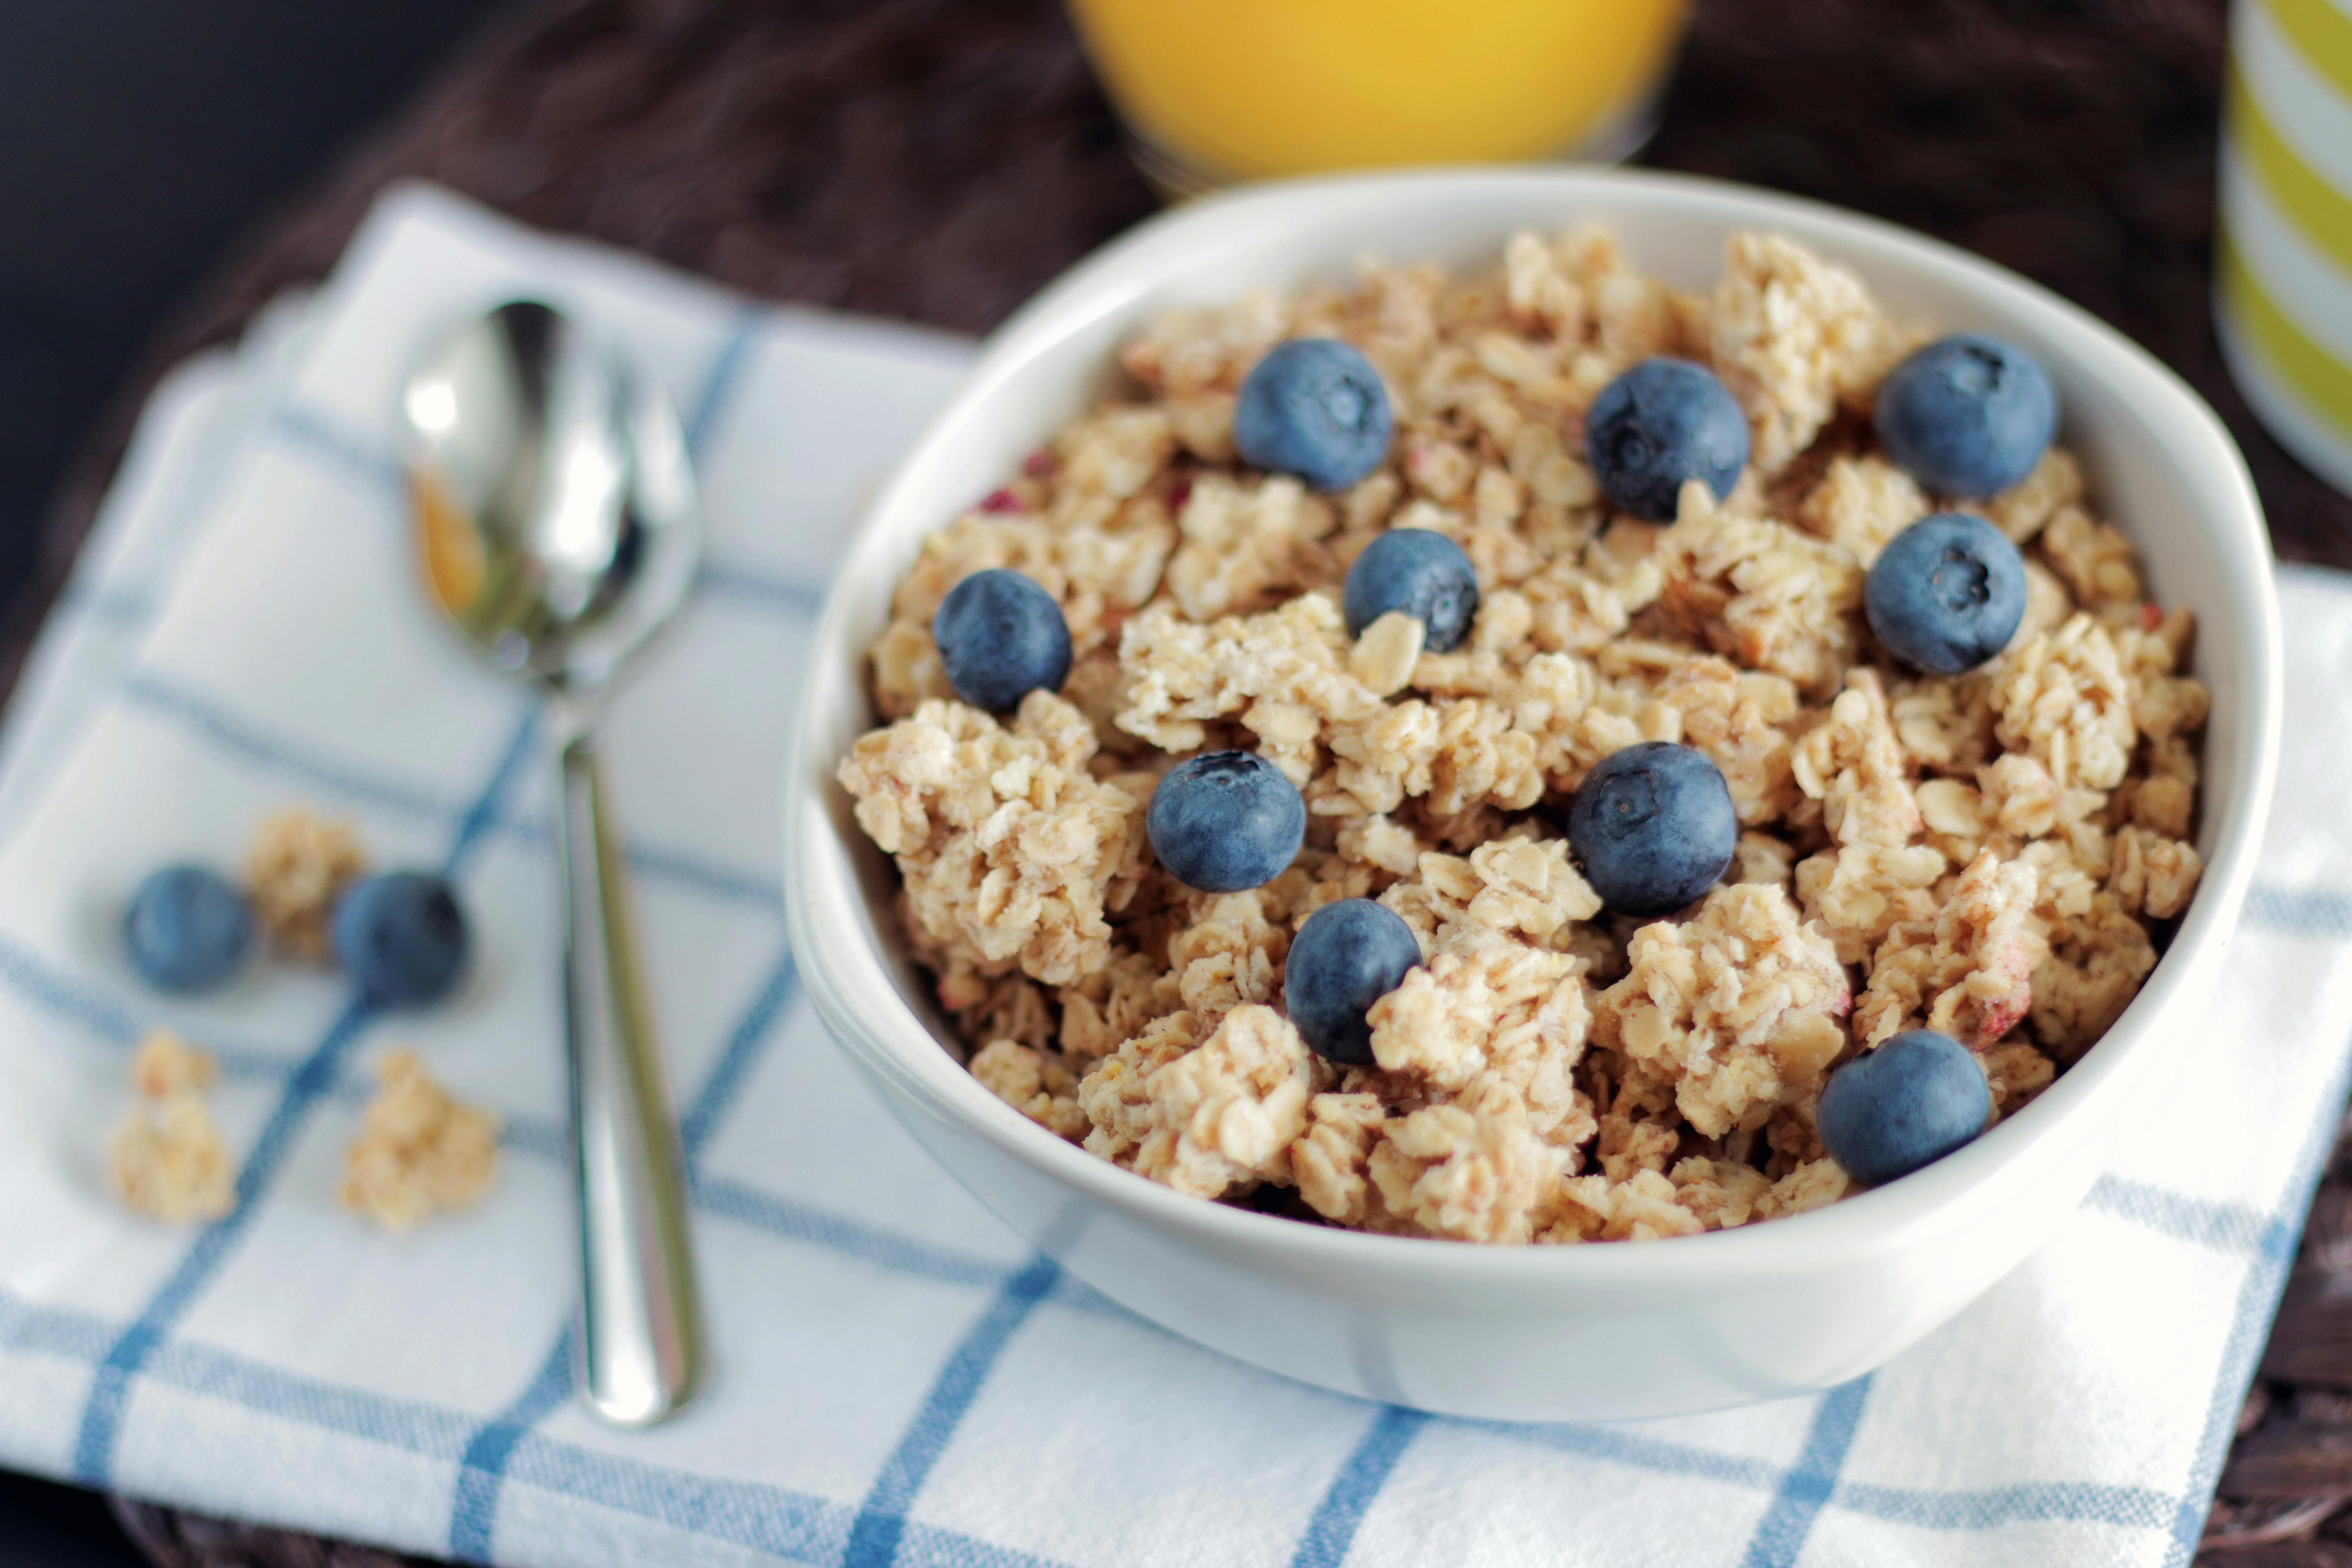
[555, 723, 705, 1426]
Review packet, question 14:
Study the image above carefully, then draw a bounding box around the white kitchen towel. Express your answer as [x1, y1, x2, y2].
[0, 181, 2345, 1568]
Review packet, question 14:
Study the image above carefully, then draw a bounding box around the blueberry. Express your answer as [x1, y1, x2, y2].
[1342, 529, 1480, 652]
[1566, 742, 1737, 918]
[1146, 751, 1306, 893]
[1817, 1029, 1992, 1188]
[1284, 898, 1422, 1065]
[1584, 358, 1750, 521]
[1874, 334, 2057, 497]
[1865, 512, 2028, 675]
[333, 871, 470, 1007]
[124, 865, 253, 994]
[932, 569, 1073, 714]
[1233, 339, 1394, 492]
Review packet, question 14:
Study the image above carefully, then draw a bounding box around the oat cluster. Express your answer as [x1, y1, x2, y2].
[839, 228, 2208, 1245]
[340, 1049, 501, 1232]
[246, 807, 368, 961]
[109, 1029, 236, 1224]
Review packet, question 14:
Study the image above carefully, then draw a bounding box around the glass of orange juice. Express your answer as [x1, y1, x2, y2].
[1065, 0, 1689, 194]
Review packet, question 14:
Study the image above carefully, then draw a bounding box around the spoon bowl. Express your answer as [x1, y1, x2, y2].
[405, 300, 699, 693]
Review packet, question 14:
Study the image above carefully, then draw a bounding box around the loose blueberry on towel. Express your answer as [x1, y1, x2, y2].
[1817, 1028, 1992, 1187]
[124, 865, 254, 994]
[1566, 741, 1737, 918]
[1233, 338, 1394, 492]
[1342, 528, 1480, 652]
[932, 568, 1073, 714]
[1147, 751, 1306, 894]
[334, 871, 471, 1007]
[1864, 512, 2028, 675]
[1584, 358, 1750, 521]
[1874, 334, 2057, 497]
[1284, 898, 1424, 1066]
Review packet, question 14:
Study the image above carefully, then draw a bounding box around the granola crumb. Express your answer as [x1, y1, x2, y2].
[110, 1031, 234, 1224]
[130, 1026, 217, 1100]
[971, 1040, 1088, 1140]
[247, 809, 368, 961]
[340, 1050, 500, 1232]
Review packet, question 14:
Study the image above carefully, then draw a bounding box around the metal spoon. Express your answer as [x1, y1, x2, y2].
[402, 300, 705, 1427]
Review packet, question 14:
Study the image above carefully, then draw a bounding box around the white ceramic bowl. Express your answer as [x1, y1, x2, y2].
[782, 168, 2282, 1422]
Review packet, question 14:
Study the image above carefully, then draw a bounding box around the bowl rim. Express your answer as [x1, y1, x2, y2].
[784, 164, 2283, 1285]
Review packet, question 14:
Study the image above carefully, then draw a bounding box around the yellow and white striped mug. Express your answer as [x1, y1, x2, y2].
[2218, 0, 2352, 496]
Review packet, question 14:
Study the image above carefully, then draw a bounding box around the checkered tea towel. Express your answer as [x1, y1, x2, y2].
[0, 182, 2346, 1568]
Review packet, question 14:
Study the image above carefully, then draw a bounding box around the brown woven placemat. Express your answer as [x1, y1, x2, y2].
[33, 0, 2352, 1563]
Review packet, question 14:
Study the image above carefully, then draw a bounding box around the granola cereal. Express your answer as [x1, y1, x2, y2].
[109, 1029, 235, 1224]
[841, 228, 2208, 1245]
[340, 1049, 501, 1231]
[247, 808, 368, 961]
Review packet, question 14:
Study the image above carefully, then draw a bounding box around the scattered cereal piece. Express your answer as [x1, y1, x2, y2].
[111, 1095, 235, 1225]
[129, 1026, 217, 1100]
[110, 1029, 234, 1224]
[340, 1050, 500, 1232]
[247, 808, 367, 961]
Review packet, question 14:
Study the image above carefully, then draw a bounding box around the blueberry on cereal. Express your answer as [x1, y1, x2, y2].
[1584, 358, 1749, 521]
[1817, 1028, 1991, 1188]
[1342, 528, 1479, 652]
[1874, 334, 2056, 498]
[1865, 512, 2028, 675]
[1566, 742, 1737, 918]
[1284, 898, 1423, 1066]
[932, 568, 1073, 714]
[1147, 751, 1306, 894]
[1233, 338, 1393, 492]
[333, 871, 470, 1007]
[124, 866, 254, 994]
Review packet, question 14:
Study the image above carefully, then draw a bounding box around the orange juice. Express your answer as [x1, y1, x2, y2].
[1066, 0, 1688, 185]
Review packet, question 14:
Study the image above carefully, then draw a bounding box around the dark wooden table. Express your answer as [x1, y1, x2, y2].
[37, 0, 2352, 1563]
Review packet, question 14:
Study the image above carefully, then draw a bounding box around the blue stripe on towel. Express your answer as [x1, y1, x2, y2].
[266, 404, 407, 490]
[2084, 1177, 2274, 1253]
[1833, 1478, 2174, 1531]
[121, 671, 463, 819]
[1736, 1375, 1874, 1568]
[685, 308, 765, 455]
[1287, 1406, 1431, 1568]
[1457, 1416, 1783, 1490]
[438, 928, 801, 1554]
[2243, 884, 2352, 939]
[0, 1265, 2299, 1563]
[842, 1253, 1063, 1568]
[695, 558, 829, 618]
[447, 1332, 577, 1562]
[67, 702, 539, 1487]
[677, 950, 797, 1158]
[2159, 1023, 2352, 1566]
[3, 1280, 1085, 1568]
[120, 668, 787, 916]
